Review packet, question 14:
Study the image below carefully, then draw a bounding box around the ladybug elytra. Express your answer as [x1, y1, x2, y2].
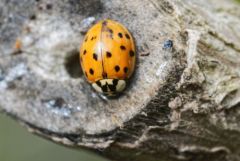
[79, 19, 136, 96]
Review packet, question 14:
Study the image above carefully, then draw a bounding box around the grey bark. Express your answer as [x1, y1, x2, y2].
[1, 0, 240, 161]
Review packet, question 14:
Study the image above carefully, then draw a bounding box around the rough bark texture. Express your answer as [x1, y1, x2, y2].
[1, 0, 240, 161]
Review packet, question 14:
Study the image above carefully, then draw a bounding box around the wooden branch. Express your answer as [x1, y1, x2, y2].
[1, 0, 240, 161]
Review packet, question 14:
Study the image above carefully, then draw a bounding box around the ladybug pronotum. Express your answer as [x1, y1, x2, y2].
[79, 19, 136, 96]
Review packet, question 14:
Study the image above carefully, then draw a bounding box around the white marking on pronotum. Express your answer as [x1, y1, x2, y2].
[92, 79, 126, 94]
[116, 80, 126, 92]
[92, 82, 103, 93]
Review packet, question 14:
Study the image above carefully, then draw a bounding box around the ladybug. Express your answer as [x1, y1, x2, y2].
[79, 19, 136, 96]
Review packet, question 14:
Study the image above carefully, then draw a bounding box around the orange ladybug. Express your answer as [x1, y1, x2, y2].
[79, 19, 136, 96]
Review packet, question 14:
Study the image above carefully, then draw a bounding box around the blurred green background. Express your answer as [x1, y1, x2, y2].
[0, 113, 108, 161]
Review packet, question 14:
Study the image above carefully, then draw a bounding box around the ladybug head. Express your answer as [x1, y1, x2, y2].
[92, 79, 126, 96]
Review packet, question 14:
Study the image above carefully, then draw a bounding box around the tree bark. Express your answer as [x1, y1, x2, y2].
[1, 0, 240, 161]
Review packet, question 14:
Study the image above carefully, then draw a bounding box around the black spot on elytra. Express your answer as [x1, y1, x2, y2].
[89, 68, 94, 75]
[93, 53, 98, 61]
[115, 65, 120, 72]
[91, 36, 97, 41]
[85, 71, 88, 78]
[83, 50, 87, 55]
[129, 50, 135, 57]
[118, 32, 123, 38]
[106, 51, 112, 58]
[124, 67, 128, 73]
[108, 28, 113, 34]
[106, 27, 113, 34]
[105, 28, 113, 39]
[125, 33, 130, 39]
[85, 36, 88, 42]
[120, 45, 126, 50]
